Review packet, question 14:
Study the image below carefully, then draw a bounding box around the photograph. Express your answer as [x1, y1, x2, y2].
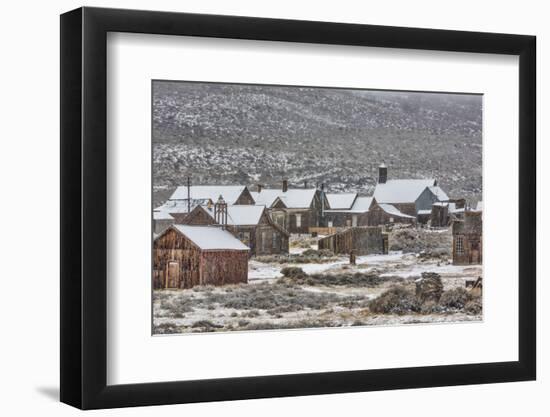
[151, 81, 483, 334]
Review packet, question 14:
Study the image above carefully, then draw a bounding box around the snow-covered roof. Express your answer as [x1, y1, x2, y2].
[251, 188, 317, 209]
[378, 203, 416, 219]
[155, 199, 209, 214]
[169, 185, 251, 205]
[171, 225, 249, 251]
[417, 209, 432, 215]
[351, 196, 373, 212]
[428, 186, 449, 202]
[153, 210, 174, 220]
[373, 179, 436, 204]
[250, 189, 283, 207]
[202, 205, 266, 226]
[326, 193, 357, 210]
[324, 196, 373, 214]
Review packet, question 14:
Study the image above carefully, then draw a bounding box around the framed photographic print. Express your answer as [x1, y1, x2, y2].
[60, 6, 536, 410]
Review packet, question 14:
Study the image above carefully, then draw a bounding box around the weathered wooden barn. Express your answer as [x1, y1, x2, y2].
[318, 226, 388, 255]
[250, 181, 329, 234]
[366, 199, 416, 226]
[153, 225, 249, 289]
[181, 202, 289, 256]
[323, 194, 373, 228]
[452, 210, 482, 265]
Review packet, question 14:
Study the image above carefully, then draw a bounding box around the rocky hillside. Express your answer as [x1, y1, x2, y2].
[153, 81, 482, 205]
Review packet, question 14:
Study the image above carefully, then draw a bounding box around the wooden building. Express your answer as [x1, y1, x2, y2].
[372, 163, 449, 217]
[250, 181, 329, 234]
[155, 185, 255, 223]
[153, 225, 249, 289]
[452, 210, 482, 265]
[318, 226, 388, 255]
[181, 202, 289, 256]
[323, 194, 373, 228]
[366, 199, 416, 226]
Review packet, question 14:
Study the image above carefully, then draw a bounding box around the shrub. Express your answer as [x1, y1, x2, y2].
[439, 288, 472, 310]
[191, 320, 223, 329]
[389, 227, 452, 256]
[280, 266, 307, 279]
[368, 286, 420, 315]
[464, 299, 483, 315]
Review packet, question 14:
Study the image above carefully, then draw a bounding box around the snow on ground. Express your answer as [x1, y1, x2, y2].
[154, 247, 482, 334]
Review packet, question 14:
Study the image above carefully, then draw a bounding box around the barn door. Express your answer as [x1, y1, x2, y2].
[165, 261, 180, 288]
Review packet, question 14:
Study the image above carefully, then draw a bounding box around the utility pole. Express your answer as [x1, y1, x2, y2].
[187, 176, 191, 214]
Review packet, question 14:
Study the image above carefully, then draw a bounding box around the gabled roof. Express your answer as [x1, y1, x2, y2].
[169, 225, 249, 251]
[378, 203, 416, 219]
[251, 188, 318, 209]
[428, 186, 449, 202]
[169, 185, 251, 205]
[202, 205, 266, 226]
[325, 193, 357, 210]
[373, 179, 436, 204]
[324, 196, 373, 214]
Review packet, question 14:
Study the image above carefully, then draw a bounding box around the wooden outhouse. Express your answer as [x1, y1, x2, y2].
[153, 225, 249, 289]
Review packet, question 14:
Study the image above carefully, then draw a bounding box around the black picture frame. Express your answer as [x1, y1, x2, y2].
[60, 6, 536, 410]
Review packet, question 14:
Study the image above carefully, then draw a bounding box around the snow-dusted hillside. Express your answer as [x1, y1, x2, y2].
[153, 82, 482, 205]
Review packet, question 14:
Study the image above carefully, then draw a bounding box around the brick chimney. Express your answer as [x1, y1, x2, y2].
[378, 162, 388, 184]
[282, 179, 288, 192]
[256, 184, 263, 193]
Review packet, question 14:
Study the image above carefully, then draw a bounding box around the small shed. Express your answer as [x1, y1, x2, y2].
[318, 226, 388, 256]
[153, 225, 249, 289]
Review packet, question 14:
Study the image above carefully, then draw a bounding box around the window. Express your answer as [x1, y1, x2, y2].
[328, 220, 333, 227]
[240, 231, 250, 247]
[456, 236, 464, 254]
[295, 214, 302, 228]
[261, 231, 267, 252]
[389, 217, 394, 223]
[272, 232, 278, 249]
[352, 215, 358, 227]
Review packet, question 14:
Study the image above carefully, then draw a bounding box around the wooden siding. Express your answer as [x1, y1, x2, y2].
[318, 226, 387, 255]
[367, 202, 416, 227]
[200, 250, 248, 285]
[452, 211, 482, 265]
[153, 228, 248, 288]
